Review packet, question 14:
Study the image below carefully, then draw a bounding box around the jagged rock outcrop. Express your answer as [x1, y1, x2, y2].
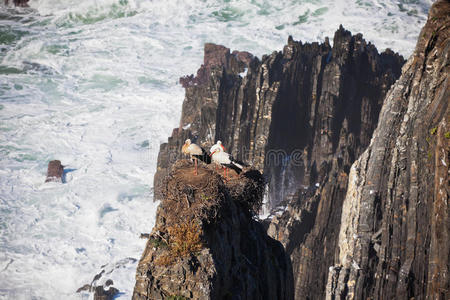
[77, 266, 124, 299]
[154, 26, 404, 299]
[154, 27, 404, 208]
[327, 1, 449, 299]
[134, 161, 293, 299]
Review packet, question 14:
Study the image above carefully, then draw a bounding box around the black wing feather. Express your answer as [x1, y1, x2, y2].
[192, 147, 211, 164]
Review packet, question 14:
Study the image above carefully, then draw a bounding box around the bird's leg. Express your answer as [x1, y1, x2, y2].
[194, 158, 198, 175]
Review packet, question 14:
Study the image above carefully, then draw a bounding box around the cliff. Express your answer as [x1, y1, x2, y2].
[327, 1, 449, 299]
[153, 25, 404, 299]
[154, 27, 404, 210]
[133, 161, 293, 299]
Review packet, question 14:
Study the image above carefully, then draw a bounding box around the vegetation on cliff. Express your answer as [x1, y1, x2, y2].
[139, 2, 449, 299]
[133, 161, 293, 299]
[153, 24, 405, 299]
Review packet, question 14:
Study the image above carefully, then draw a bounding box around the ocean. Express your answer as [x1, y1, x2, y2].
[0, 0, 432, 298]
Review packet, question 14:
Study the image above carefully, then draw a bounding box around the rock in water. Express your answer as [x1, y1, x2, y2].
[326, 1, 450, 299]
[4, 0, 29, 7]
[133, 161, 293, 299]
[94, 285, 119, 300]
[45, 160, 64, 183]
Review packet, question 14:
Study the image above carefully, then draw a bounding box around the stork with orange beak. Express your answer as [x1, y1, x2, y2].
[182, 139, 210, 175]
[209, 142, 244, 179]
[209, 141, 226, 171]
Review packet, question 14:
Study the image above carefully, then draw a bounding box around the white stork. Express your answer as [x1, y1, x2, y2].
[209, 141, 226, 170]
[182, 139, 210, 175]
[210, 143, 244, 178]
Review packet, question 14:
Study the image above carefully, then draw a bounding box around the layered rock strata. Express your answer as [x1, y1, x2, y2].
[154, 28, 404, 210]
[327, 1, 449, 299]
[153, 26, 404, 299]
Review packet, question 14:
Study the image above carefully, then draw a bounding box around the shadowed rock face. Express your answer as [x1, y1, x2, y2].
[153, 26, 404, 299]
[154, 28, 404, 210]
[133, 161, 293, 300]
[327, 1, 449, 299]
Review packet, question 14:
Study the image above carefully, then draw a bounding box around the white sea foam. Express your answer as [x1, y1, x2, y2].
[0, 0, 431, 298]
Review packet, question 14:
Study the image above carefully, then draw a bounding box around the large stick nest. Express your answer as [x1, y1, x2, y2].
[225, 168, 265, 216]
[157, 160, 228, 226]
[156, 160, 265, 229]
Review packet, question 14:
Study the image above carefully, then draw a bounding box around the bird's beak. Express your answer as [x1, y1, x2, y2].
[209, 150, 216, 157]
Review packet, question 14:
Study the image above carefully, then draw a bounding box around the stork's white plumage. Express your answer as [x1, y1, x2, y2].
[182, 139, 207, 175]
[182, 139, 203, 156]
[210, 144, 243, 178]
[209, 141, 226, 170]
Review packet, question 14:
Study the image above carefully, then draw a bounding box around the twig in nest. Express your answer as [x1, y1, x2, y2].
[153, 231, 169, 246]
[185, 194, 191, 208]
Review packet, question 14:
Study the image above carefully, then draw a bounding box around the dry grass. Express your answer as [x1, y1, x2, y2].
[155, 220, 203, 266]
[168, 220, 203, 256]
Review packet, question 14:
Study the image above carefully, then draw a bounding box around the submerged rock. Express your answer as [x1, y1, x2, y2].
[133, 161, 293, 299]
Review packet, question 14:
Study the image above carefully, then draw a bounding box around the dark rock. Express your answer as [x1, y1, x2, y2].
[326, 1, 450, 299]
[179, 43, 251, 88]
[45, 160, 64, 183]
[91, 270, 104, 285]
[94, 285, 119, 300]
[105, 279, 114, 287]
[77, 277, 118, 299]
[76, 284, 92, 293]
[155, 27, 403, 208]
[77, 268, 118, 298]
[153, 25, 404, 299]
[133, 161, 293, 299]
[4, 0, 29, 7]
[139, 233, 150, 239]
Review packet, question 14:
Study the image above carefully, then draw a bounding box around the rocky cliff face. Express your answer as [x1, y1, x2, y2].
[326, 1, 449, 299]
[154, 28, 404, 210]
[153, 25, 404, 299]
[134, 161, 293, 299]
